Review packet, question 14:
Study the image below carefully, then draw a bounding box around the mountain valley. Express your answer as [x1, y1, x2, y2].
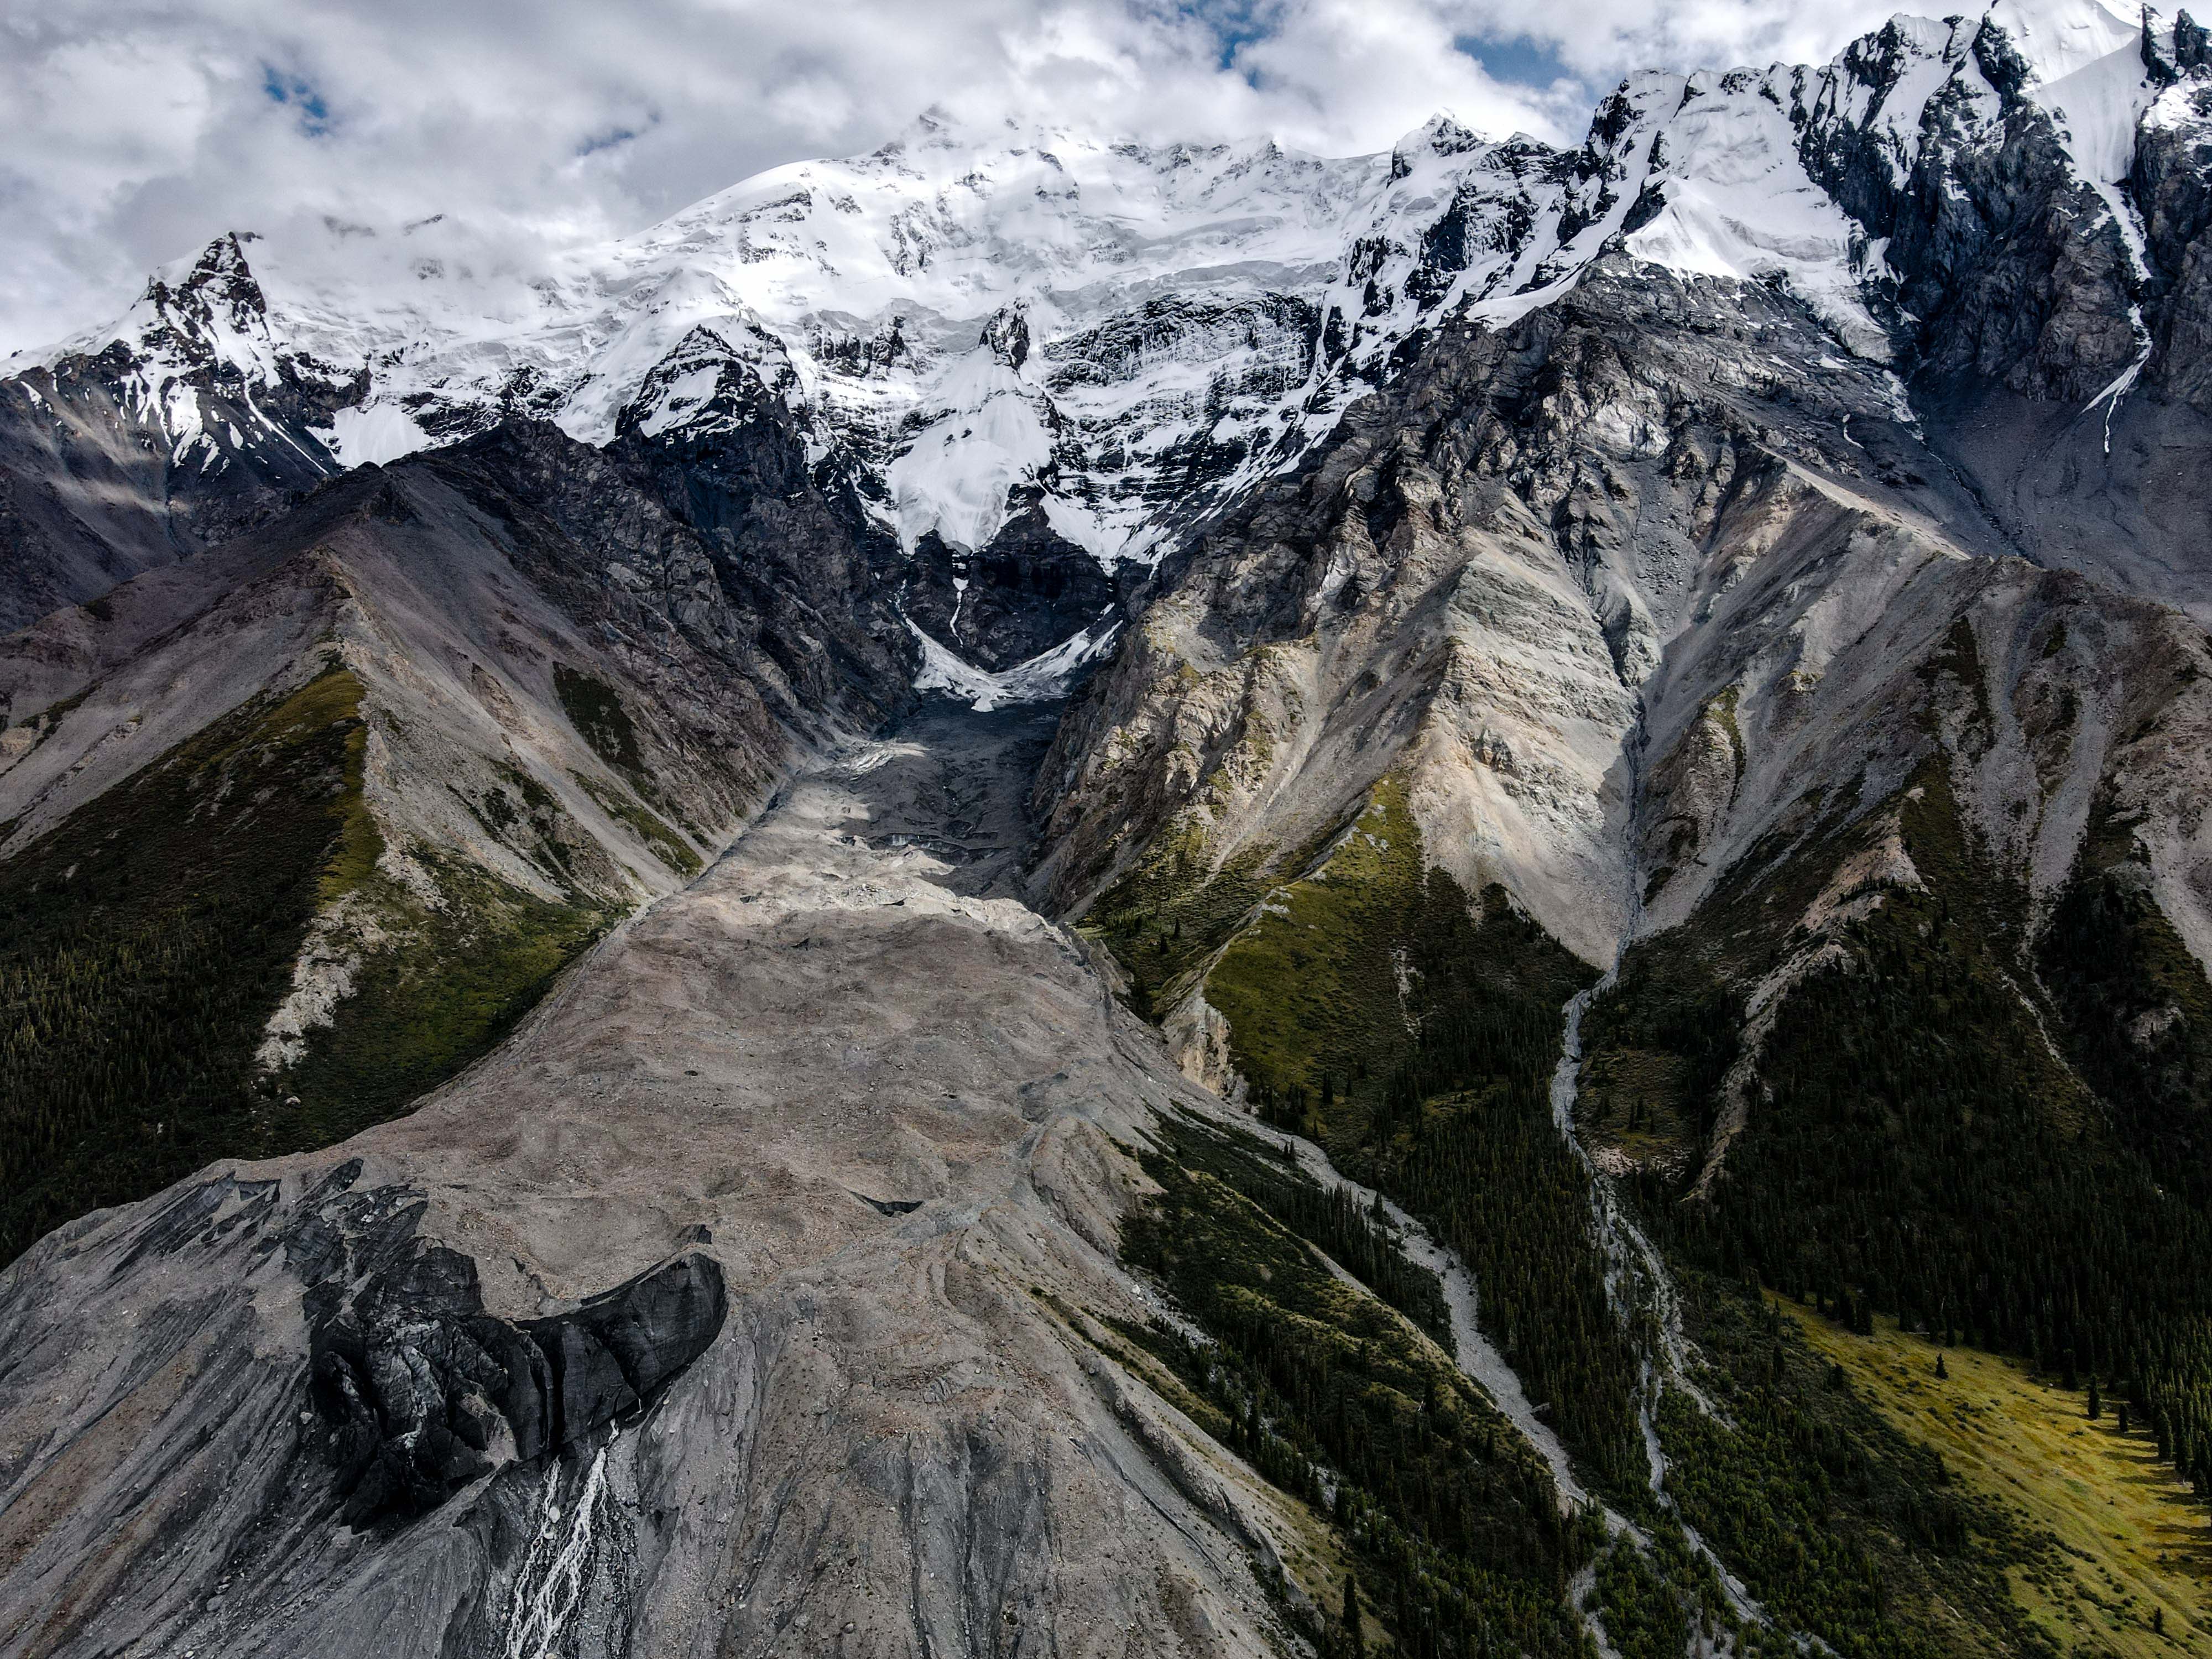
[7, 2, 2212, 1655]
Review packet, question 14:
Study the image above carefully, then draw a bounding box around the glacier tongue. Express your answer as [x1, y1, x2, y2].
[907, 615, 1122, 712]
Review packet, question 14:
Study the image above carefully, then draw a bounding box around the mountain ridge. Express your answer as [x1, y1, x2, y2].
[10, 1, 2208, 638]
[8, 2, 2212, 1655]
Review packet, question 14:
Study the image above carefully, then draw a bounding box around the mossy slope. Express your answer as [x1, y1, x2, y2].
[1578, 700, 2212, 1649]
[1781, 1295, 2211, 1658]
[1660, 1272, 2059, 1659]
[1095, 776, 1646, 1503]
[0, 666, 368, 1262]
[268, 854, 611, 1148]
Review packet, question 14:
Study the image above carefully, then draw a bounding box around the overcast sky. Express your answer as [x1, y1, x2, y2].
[0, 0, 1903, 354]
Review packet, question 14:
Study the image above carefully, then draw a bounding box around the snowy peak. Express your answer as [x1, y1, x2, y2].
[1341, 122, 1566, 342]
[1515, 0, 2204, 383]
[671, 119, 1376, 321]
[1982, 0, 2143, 87]
[9, 0, 2206, 618]
[132, 233, 279, 374]
[618, 321, 794, 444]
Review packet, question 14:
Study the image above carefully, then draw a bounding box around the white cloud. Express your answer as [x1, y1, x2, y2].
[0, 0, 1903, 354]
[1460, 0, 1902, 80]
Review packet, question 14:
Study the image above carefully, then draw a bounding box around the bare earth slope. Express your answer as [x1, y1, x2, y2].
[0, 706, 1347, 1659]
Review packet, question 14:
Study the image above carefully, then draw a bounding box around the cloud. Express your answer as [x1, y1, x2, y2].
[1453, 0, 1902, 81]
[0, 0, 1901, 355]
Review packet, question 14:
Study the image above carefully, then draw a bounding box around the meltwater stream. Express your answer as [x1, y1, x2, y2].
[1185, 1095, 1592, 1511]
[1548, 986, 1767, 1628]
[503, 1444, 617, 1659]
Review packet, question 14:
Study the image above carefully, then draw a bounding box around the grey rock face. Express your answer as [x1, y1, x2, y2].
[2135, 93, 2212, 408]
[423, 415, 915, 733]
[901, 500, 1123, 671]
[1789, 15, 2137, 400]
[295, 1161, 727, 1524]
[1031, 249, 1993, 959]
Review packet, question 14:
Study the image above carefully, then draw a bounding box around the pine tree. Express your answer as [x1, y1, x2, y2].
[2089, 1376, 2103, 1419]
[1935, 1352, 1949, 1380]
[1343, 1574, 1365, 1659]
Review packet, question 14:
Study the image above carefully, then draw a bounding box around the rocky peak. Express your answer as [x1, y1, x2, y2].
[980, 302, 1030, 369]
[135, 232, 275, 366]
[1390, 113, 1491, 179]
[9, 0, 2211, 687]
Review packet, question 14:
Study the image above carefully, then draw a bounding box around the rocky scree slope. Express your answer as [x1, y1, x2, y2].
[0, 395, 920, 1267]
[0, 716, 1562, 1659]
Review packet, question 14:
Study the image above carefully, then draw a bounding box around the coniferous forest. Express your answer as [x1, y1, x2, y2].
[0, 670, 363, 1262]
[1098, 723, 2212, 1653]
[0, 665, 608, 1267]
[1610, 754, 2212, 1530]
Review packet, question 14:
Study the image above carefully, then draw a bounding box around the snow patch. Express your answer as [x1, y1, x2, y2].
[1996, 0, 2157, 275]
[907, 617, 1120, 711]
[320, 402, 433, 467]
[1985, 0, 2142, 89]
[1623, 69, 1893, 359]
[634, 366, 722, 439]
[885, 349, 1054, 553]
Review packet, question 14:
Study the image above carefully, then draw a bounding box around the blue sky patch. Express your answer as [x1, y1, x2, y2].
[1176, 0, 1271, 75]
[262, 65, 330, 134]
[1453, 32, 1577, 90]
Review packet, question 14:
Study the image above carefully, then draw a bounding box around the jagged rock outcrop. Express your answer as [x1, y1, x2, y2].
[300, 1176, 728, 1524]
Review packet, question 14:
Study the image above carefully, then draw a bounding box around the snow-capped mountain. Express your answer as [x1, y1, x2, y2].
[7, 0, 2194, 646]
[14, 3, 2212, 1658]
[8, 114, 1563, 570]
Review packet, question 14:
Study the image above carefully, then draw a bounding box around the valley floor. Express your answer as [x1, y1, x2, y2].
[810, 696, 1064, 902]
[1784, 1299, 2212, 1657]
[13, 688, 2212, 1659]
